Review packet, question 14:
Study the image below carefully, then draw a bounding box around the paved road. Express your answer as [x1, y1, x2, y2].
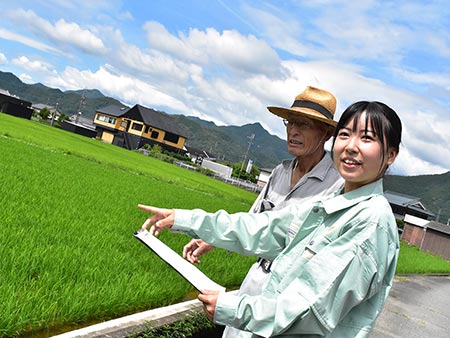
[370, 275, 450, 338]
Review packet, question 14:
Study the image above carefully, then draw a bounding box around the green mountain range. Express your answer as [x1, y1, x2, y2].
[1, 70, 448, 222]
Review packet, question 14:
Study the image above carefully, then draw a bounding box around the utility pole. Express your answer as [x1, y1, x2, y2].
[78, 92, 85, 112]
[76, 92, 86, 124]
[50, 102, 58, 126]
[238, 133, 255, 180]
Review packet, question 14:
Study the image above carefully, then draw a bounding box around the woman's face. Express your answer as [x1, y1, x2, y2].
[333, 112, 397, 193]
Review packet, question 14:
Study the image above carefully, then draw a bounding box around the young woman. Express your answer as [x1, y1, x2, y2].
[138, 101, 402, 338]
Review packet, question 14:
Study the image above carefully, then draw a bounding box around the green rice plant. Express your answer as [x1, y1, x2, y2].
[128, 312, 218, 338]
[396, 241, 450, 274]
[0, 113, 257, 337]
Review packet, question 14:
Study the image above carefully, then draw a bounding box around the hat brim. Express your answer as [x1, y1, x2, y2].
[267, 106, 337, 127]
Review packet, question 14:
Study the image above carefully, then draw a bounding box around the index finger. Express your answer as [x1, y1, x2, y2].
[138, 204, 157, 213]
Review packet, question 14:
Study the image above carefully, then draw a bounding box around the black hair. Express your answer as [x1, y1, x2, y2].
[332, 101, 402, 171]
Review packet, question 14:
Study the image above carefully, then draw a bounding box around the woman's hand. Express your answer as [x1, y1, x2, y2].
[183, 239, 214, 264]
[198, 290, 219, 321]
[138, 204, 175, 236]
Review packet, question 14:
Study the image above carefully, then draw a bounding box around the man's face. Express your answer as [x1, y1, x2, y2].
[284, 117, 328, 157]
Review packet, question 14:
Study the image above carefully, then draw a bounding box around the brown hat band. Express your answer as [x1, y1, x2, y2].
[291, 100, 333, 119]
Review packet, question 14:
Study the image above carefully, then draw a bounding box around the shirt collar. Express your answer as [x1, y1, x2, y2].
[322, 179, 384, 214]
[281, 151, 334, 182]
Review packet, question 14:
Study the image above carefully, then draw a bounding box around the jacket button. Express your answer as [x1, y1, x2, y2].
[312, 206, 319, 213]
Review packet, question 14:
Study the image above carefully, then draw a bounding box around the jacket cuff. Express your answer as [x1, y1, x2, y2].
[172, 209, 192, 233]
[214, 290, 241, 327]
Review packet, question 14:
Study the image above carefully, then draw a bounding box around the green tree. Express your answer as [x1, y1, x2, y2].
[58, 113, 69, 122]
[150, 144, 163, 156]
[231, 161, 260, 183]
[34, 107, 51, 120]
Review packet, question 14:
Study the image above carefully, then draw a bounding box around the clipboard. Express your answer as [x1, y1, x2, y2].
[134, 229, 226, 293]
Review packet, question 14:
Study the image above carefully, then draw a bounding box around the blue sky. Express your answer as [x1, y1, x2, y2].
[1, 0, 449, 176]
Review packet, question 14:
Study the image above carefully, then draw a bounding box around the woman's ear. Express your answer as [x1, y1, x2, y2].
[386, 148, 398, 166]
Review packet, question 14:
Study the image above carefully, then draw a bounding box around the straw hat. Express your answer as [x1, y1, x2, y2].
[267, 86, 337, 127]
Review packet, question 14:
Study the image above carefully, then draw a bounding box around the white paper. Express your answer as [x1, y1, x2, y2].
[134, 229, 226, 292]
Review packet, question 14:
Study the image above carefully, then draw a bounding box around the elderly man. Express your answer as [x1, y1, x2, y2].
[183, 86, 344, 338]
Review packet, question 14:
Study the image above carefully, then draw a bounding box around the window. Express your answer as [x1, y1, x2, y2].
[144, 125, 152, 134]
[131, 123, 143, 131]
[96, 114, 116, 124]
[151, 130, 159, 139]
[164, 131, 180, 144]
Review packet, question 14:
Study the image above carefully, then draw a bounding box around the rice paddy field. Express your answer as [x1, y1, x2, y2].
[1, 112, 450, 337]
[0, 113, 257, 337]
[396, 241, 450, 274]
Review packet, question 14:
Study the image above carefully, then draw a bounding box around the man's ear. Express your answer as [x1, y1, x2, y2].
[323, 125, 334, 142]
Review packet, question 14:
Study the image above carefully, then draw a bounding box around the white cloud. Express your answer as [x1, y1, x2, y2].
[393, 147, 448, 176]
[0, 53, 7, 64]
[118, 45, 192, 84]
[12, 56, 52, 73]
[7, 9, 107, 55]
[91, 26, 199, 86]
[144, 22, 281, 76]
[0, 28, 61, 54]
[44, 65, 189, 114]
[392, 67, 450, 90]
[243, 4, 312, 58]
[18, 73, 33, 84]
[144, 21, 204, 62]
[53, 19, 107, 54]
[246, 0, 450, 70]
[401, 110, 450, 172]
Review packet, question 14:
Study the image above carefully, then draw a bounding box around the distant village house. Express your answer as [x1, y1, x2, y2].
[384, 190, 436, 221]
[61, 112, 97, 138]
[402, 214, 450, 261]
[0, 89, 33, 119]
[185, 145, 216, 165]
[93, 104, 187, 153]
[256, 168, 272, 187]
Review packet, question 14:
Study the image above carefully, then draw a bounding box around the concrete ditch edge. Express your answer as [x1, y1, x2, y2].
[51, 299, 203, 338]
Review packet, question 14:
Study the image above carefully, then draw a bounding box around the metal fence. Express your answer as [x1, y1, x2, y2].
[174, 161, 262, 194]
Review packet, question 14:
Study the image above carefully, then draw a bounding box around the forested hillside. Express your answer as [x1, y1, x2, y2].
[0, 71, 125, 117]
[384, 172, 450, 223]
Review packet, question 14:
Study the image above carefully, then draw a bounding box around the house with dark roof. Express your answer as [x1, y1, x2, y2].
[93, 104, 187, 153]
[0, 89, 33, 119]
[384, 190, 435, 221]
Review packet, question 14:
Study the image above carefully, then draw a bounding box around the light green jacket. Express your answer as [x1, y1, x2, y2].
[173, 179, 399, 337]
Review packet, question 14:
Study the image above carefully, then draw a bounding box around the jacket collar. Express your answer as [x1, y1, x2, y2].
[322, 179, 384, 214]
